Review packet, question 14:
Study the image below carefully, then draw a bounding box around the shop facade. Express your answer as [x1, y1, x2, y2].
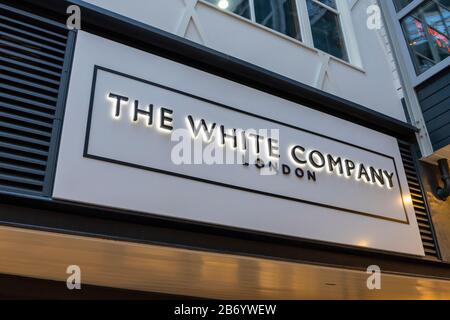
[0, 0, 449, 299]
[380, 0, 450, 261]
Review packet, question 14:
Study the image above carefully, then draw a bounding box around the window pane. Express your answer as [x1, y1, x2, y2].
[306, 0, 348, 61]
[437, 0, 450, 8]
[436, 0, 450, 37]
[316, 0, 337, 10]
[427, 27, 450, 61]
[394, 0, 414, 11]
[401, 0, 450, 74]
[254, 0, 302, 40]
[204, 0, 251, 19]
[421, 1, 449, 36]
[402, 16, 437, 73]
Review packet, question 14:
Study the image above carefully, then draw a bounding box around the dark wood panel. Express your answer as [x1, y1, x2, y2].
[416, 69, 450, 151]
[420, 88, 449, 112]
[429, 124, 450, 144]
[423, 98, 450, 121]
[426, 109, 450, 133]
[434, 136, 450, 151]
[417, 69, 450, 100]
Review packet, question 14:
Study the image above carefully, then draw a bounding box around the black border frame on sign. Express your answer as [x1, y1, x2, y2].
[83, 66, 410, 225]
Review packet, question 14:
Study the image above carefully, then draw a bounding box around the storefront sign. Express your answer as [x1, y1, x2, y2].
[54, 32, 424, 255]
[84, 66, 408, 223]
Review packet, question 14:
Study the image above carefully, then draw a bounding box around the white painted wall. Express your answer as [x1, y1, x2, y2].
[83, 0, 407, 121]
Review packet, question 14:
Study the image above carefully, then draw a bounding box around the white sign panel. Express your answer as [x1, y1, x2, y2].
[86, 66, 407, 224]
[54, 32, 424, 255]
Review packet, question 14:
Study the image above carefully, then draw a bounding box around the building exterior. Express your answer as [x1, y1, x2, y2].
[0, 0, 449, 299]
[380, 0, 450, 261]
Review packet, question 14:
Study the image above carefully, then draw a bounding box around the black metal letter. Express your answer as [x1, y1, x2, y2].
[108, 93, 129, 117]
[309, 150, 325, 168]
[291, 145, 307, 165]
[160, 108, 174, 131]
[268, 138, 280, 158]
[133, 100, 153, 125]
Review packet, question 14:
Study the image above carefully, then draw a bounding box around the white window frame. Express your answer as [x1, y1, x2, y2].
[302, 0, 362, 66]
[201, 0, 362, 68]
[383, 0, 450, 87]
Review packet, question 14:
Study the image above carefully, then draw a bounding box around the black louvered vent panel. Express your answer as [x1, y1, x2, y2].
[0, 4, 69, 195]
[398, 140, 439, 259]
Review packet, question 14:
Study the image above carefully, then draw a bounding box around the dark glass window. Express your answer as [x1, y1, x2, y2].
[205, 0, 351, 61]
[394, 0, 415, 11]
[205, 0, 301, 41]
[316, 0, 337, 10]
[401, 0, 450, 74]
[204, 0, 251, 19]
[254, 0, 302, 40]
[306, 0, 348, 61]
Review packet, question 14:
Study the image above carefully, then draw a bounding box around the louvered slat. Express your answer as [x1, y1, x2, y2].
[0, 3, 69, 195]
[398, 140, 440, 259]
